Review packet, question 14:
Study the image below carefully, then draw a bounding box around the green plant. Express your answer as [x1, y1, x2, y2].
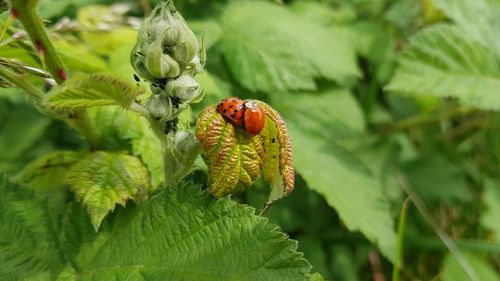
[1, 0, 500, 280]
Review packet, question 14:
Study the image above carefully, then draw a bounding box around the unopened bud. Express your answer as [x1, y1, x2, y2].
[145, 94, 171, 120]
[130, 1, 199, 81]
[166, 75, 203, 103]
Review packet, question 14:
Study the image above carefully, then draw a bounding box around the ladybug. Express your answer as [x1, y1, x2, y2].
[217, 97, 265, 136]
[243, 100, 265, 135]
[217, 97, 245, 126]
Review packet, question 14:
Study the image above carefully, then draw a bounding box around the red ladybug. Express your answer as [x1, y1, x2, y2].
[243, 100, 265, 135]
[217, 97, 265, 135]
[217, 97, 245, 126]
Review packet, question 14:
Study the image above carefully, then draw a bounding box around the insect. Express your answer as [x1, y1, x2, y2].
[217, 97, 265, 135]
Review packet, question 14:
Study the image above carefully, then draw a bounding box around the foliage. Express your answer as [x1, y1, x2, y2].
[46, 73, 144, 109]
[0, 174, 313, 280]
[2, 0, 500, 280]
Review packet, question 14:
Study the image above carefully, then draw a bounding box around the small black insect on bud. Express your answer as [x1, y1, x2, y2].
[164, 117, 179, 134]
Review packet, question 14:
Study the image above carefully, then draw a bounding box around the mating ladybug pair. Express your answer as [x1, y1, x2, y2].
[217, 97, 265, 135]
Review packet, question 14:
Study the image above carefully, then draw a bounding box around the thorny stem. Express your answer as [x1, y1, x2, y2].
[9, 0, 103, 150]
[9, 0, 66, 83]
[7, 0, 101, 150]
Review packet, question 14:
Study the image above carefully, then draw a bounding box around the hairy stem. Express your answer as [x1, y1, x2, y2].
[0, 66, 44, 100]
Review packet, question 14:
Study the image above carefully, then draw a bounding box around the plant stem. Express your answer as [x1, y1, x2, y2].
[407, 237, 500, 253]
[9, 0, 104, 150]
[9, 1, 66, 84]
[392, 197, 410, 281]
[398, 173, 479, 281]
[0, 66, 44, 101]
[66, 110, 102, 151]
[0, 59, 50, 78]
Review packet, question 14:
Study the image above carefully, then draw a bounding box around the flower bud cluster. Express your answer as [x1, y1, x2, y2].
[131, 0, 204, 129]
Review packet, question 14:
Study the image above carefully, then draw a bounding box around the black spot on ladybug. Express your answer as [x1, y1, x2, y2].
[233, 109, 238, 113]
[231, 114, 236, 118]
[228, 105, 234, 108]
[133, 74, 140, 82]
[223, 109, 227, 113]
[272, 138, 275, 143]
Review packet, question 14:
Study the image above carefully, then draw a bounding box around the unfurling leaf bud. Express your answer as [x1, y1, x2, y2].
[130, 0, 199, 82]
[196, 100, 294, 205]
[166, 75, 203, 103]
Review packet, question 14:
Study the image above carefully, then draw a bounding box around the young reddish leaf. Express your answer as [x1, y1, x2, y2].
[196, 101, 295, 206]
[196, 107, 262, 196]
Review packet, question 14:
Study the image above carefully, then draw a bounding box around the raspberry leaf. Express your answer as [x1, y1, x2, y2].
[65, 151, 152, 230]
[46, 73, 144, 110]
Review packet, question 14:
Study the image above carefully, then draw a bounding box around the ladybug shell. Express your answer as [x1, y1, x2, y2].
[243, 100, 265, 135]
[217, 97, 245, 126]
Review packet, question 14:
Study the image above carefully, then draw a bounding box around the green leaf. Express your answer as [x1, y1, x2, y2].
[0, 174, 67, 280]
[46, 73, 144, 110]
[433, 0, 500, 57]
[218, 1, 359, 93]
[89, 106, 164, 188]
[481, 179, 500, 242]
[53, 39, 107, 73]
[65, 183, 312, 280]
[279, 90, 396, 260]
[14, 150, 81, 192]
[65, 151, 152, 230]
[188, 20, 223, 50]
[386, 24, 500, 110]
[279, 89, 365, 139]
[0, 174, 315, 280]
[442, 253, 500, 281]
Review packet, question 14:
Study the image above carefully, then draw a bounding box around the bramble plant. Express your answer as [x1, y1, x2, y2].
[0, 0, 315, 280]
[2, 0, 500, 280]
